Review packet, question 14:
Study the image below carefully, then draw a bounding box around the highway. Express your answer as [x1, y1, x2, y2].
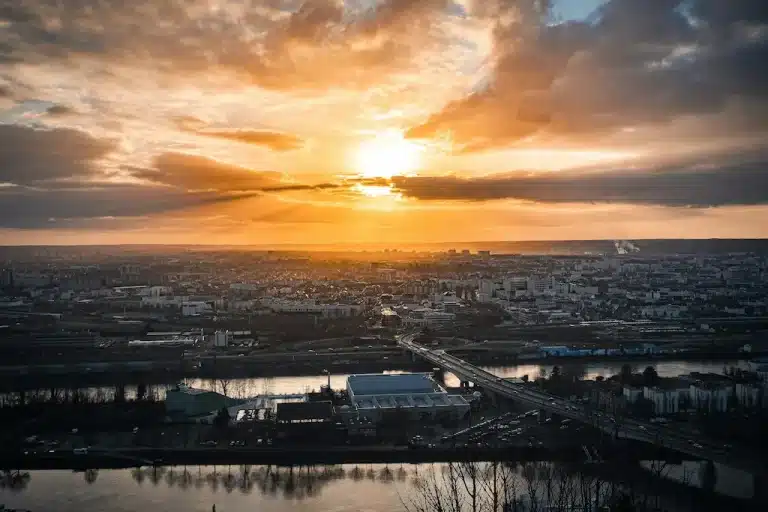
[397, 333, 766, 476]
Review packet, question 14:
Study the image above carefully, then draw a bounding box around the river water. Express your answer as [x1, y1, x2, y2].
[0, 359, 756, 510]
[14, 359, 749, 402]
[0, 460, 752, 512]
[182, 359, 755, 397]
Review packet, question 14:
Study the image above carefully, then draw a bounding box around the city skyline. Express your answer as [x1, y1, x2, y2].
[1, 0, 767, 245]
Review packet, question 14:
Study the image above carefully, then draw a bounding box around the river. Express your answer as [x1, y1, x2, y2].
[0, 460, 753, 512]
[1, 359, 757, 510]
[50, 358, 751, 401]
[1, 359, 752, 402]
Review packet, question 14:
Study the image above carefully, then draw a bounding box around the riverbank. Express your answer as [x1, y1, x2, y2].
[0, 350, 759, 391]
[2, 443, 691, 470]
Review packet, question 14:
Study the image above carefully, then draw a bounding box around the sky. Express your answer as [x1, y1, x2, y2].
[0, 0, 767, 246]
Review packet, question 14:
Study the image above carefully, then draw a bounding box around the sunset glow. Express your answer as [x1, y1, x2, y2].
[0, 0, 766, 245]
[355, 183, 396, 198]
[353, 132, 423, 179]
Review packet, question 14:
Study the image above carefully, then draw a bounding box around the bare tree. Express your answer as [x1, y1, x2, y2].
[218, 378, 231, 397]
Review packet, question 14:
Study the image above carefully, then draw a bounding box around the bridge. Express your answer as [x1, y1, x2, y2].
[398, 333, 766, 476]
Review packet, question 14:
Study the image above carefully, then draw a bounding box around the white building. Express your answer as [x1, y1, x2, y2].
[623, 386, 643, 403]
[689, 383, 730, 413]
[346, 373, 470, 424]
[643, 386, 687, 415]
[142, 295, 185, 308]
[401, 308, 455, 328]
[262, 299, 363, 318]
[735, 382, 763, 409]
[527, 276, 555, 296]
[214, 330, 232, 348]
[182, 301, 213, 317]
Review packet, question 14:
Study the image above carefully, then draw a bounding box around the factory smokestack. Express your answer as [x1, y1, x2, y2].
[614, 240, 640, 255]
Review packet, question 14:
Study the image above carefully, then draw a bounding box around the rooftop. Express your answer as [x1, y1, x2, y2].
[276, 401, 334, 423]
[347, 373, 440, 396]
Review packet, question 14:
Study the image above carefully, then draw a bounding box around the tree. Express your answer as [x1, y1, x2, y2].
[114, 384, 126, 403]
[700, 460, 717, 494]
[136, 383, 147, 401]
[521, 374, 529, 383]
[595, 375, 605, 383]
[550, 366, 561, 380]
[214, 407, 231, 429]
[619, 364, 633, 384]
[642, 366, 659, 387]
[218, 378, 231, 397]
[607, 492, 635, 511]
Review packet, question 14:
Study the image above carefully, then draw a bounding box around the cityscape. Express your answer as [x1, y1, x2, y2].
[1, 241, 767, 511]
[2, 0, 768, 511]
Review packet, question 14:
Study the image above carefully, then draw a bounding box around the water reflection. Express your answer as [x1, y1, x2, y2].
[2, 360, 750, 405]
[0, 461, 752, 512]
[127, 464, 357, 500]
[0, 470, 30, 492]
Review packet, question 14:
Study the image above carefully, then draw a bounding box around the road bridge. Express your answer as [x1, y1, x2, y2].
[398, 333, 766, 476]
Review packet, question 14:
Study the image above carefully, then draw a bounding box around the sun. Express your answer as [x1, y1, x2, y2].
[353, 130, 423, 179]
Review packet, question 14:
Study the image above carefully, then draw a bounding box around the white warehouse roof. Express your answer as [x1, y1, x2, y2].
[347, 373, 439, 396]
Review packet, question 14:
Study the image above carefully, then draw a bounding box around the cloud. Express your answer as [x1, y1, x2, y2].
[0, 0, 456, 91]
[391, 146, 768, 207]
[406, 0, 768, 150]
[0, 124, 116, 184]
[45, 104, 77, 117]
[129, 152, 339, 193]
[130, 153, 283, 192]
[196, 129, 303, 151]
[173, 117, 304, 151]
[0, 183, 258, 229]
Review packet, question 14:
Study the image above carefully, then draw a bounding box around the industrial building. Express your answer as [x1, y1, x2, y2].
[345, 373, 470, 424]
[275, 401, 340, 441]
[165, 384, 242, 418]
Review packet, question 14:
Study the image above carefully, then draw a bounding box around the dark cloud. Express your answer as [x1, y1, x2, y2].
[45, 104, 77, 117]
[130, 153, 283, 192]
[407, 0, 768, 150]
[0, 0, 453, 91]
[0, 184, 259, 229]
[0, 124, 116, 184]
[129, 152, 338, 193]
[391, 146, 768, 207]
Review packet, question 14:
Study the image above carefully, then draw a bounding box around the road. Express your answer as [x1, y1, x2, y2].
[398, 333, 766, 476]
